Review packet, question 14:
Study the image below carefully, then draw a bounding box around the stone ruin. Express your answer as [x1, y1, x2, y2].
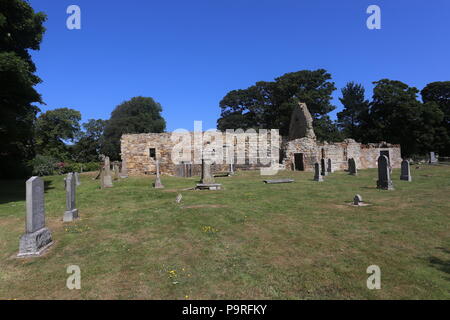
[120, 102, 402, 177]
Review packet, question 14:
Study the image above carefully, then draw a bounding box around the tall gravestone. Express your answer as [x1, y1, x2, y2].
[320, 159, 327, 176]
[63, 173, 79, 222]
[201, 158, 215, 184]
[400, 159, 412, 182]
[348, 158, 357, 176]
[154, 160, 164, 188]
[102, 157, 113, 188]
[74, 172, 81, 186]
[429, 152, 438, 164]
[120, 158, 128, 178]
[113, 162, 120, 180]
[377, 155, 394, 190]
[18, 177, 53, 257]
[327, 159, 332, 173]
[314, 163, 323, 182]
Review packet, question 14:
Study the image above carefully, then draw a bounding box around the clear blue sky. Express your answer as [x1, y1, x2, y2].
[29, 0, 450, 131]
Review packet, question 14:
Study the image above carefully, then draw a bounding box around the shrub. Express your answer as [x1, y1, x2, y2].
[30, 155, 57, 176]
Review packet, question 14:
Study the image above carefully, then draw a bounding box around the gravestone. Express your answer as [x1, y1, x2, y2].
[154, 160, 164, 188]
[104, 156, 112, 176]
[314, 163, 323, 182]
[200, 158, 215, 184]
[429, 152, 438, 164]
[353, 194, 363, 206]
[176, 194, 183, 204]
[348, 158, 357, 176]
[63, 173, 79, 222]
[377, 155, 394, 190]
[74, 172, 81, 186]
[113, 162, 120, 180]
[18, 177, 53, 257]
[264, 179, 295, 184]
[120, 158, 128, 178]
[101, 157, 113, 188]
[400, 159, 412, 182]
[320, 158, 328, 176]
[196, 158, 222, 190]
[327, 159, 332, 173]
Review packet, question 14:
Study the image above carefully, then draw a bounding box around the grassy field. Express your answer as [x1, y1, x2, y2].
[0, 165, 449, 300]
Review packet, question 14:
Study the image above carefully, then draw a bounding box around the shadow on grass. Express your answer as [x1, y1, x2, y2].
[428, 247, 450, 280]
[0, 179, 54, 205]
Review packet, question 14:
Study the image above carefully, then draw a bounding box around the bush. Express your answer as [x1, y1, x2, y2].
[29, 155, 57, 176]
[59, 162, 100, 174]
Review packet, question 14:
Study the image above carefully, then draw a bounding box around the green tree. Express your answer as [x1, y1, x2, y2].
[102, 97, 166, 160]
[421, 81, 450, 155]
[368, 79, 444, 156]
[0, 0, 47, 178]
[217, 69, 339, 141]
[35, 108, 81, 160]
[73, 119, 107, 163]
[337, 82, 370, 140]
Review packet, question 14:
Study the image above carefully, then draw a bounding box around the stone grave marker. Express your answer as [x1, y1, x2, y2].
[314, 163, 323, 182]
[348, 158, 357, 176]
[63, 173, 79, 222]
[400, 159, 412, 182]
[377, 155, 394, 190]
[154, 160, 164, 189]
[18, 177, 53, 257]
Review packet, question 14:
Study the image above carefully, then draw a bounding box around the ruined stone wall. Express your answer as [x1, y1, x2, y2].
[283, 139, 401, 172]
[121, 132, 275, 176]
[122, 133, 401, 176]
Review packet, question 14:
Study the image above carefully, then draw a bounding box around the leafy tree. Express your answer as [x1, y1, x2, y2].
[0, 0, 47, 178]
[217, 69, 339, 141]
[421, 81, 450, 155]
[73, 119, 107, 163]
[102, 97, 166, 160]
[337, 82, 370, 140]
[35, 108, 81, 160]
[368, 79, 444, 156]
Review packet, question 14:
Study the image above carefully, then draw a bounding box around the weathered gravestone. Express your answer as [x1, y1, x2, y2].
[327, 159, 332, 173]
[113, 162, 120, 180]
[120, 158, 128, 178]
[18, 177, 53, 257]
[321, 159, 328, 176]
[400, 159, 412, 182]
[200, 158, 215, 184]
[429, 152, 438, 164]
[377, 155, 394, 190]
[196, 158, 222, 190]
[101, 157, 113, 188]
[314, 163, 323, 182]
[63, 173, 79, 222]
[74, 172, 81, 186]
[154, 160, 164, 189]
[176, 194, 183, 204]
[264, 179, 295, 184]
[348, 158, 357, 176]
[353, 194, 363, 206]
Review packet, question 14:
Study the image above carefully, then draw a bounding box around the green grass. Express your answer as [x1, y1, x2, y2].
[0, 165, 449, 300]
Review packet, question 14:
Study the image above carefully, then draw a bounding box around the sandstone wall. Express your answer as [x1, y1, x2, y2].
[122, 133, 401, 176]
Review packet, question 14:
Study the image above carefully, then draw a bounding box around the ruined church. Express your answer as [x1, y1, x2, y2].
[120, 103, 401, 176]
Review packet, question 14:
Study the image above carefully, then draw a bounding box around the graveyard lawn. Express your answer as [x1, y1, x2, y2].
[0, 165, 449, 300]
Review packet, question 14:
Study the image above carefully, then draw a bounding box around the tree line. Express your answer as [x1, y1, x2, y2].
[217, 71, 449, 157]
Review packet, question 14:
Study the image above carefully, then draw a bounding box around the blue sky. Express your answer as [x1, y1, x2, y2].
[29, 0, 450, 131]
